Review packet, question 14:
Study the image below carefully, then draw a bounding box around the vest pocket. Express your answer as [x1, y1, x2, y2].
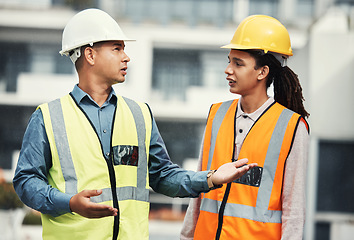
[233, 166, 263, 187]
[112, 145, 139, 166]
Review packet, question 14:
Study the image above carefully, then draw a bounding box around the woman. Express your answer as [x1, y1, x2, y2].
[181, 15, 309, 240]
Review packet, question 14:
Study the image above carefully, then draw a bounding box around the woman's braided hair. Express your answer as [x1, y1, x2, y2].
[245, 50, 310, 118]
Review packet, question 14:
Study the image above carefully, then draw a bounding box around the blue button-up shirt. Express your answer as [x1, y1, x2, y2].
[13, 85, 209, 217]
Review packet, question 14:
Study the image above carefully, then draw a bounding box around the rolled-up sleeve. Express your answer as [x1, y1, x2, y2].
[13, 109, 72, 217]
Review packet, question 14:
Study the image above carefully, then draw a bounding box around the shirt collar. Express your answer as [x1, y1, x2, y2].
[236, 97, 275, 121]
[71, 84, 117, 107]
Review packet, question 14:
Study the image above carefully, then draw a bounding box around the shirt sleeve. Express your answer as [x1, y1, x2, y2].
[13, 109, 73, 217]
[281, 120, 309, 240]
[180, 129, 205, 239]
[148, 116, 210, 198]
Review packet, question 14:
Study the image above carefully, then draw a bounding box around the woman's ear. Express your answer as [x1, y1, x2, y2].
[257, 65, 270, 81]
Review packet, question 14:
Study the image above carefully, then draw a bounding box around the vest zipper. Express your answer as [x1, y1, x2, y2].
[107, 152, 119, 240]
[108, 106, 120, 240]
[69, 93, 120, 240]
[107, 105, 120, 240]
[215, 182, 232, 240]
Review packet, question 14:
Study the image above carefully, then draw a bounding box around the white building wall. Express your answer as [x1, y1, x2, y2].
[309, 7, 354, 140]
[305, 6, 354, 240]
[0, 8, 310, 121]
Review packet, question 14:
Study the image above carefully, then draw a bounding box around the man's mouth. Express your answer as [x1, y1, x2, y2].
[121, 67, 127, 75]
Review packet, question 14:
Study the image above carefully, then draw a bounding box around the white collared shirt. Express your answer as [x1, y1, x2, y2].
[234, 97, 275, 159]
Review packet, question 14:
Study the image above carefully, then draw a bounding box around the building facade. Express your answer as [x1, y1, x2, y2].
[1, 0, 353, 239]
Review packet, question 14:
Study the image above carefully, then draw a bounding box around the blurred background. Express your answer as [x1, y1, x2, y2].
[0, 0, 353, 239]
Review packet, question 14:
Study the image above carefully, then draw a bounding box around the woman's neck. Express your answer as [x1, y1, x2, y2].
[240, 94, 269, 114]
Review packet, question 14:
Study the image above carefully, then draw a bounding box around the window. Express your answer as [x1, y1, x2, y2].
[200, 50, 229, 88]
[152, 49, 200, 101]
[123, 0, 233, 27]
[152, 48, 228, 101]
[249, 0, 279, 17]
[0, 43, 29, 92]
[317, 140, 354, 213]
[30, 44, 73, 74]
[155, 120, 205, 167]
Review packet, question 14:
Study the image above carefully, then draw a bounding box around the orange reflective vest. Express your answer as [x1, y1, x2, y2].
[194, 99, 309, 240]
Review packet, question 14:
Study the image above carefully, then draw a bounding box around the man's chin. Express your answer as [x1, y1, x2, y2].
[113, 78, 126, 85]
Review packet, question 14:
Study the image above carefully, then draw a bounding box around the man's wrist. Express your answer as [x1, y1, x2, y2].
[207, 170, 222, 190]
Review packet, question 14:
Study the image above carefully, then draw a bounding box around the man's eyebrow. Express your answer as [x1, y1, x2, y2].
[113, 43, 125, 48]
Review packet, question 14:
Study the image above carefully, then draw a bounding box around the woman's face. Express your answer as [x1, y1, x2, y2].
[225, 49, 264, 96]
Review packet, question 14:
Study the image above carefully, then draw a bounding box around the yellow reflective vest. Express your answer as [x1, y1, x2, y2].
[194, 99, 309, 240]
[38, 94, 152, 240]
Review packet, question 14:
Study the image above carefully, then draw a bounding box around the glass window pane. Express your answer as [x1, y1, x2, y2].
[152, 49, 200, 101]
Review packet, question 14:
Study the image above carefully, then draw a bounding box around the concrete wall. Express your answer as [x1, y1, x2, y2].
[309, 7, 354, 140]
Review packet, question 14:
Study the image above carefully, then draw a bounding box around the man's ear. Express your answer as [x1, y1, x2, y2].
[257, 65, 270, 81]
[84, 47, 95, 66]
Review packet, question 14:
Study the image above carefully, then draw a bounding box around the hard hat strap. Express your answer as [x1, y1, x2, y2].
[267, 51, 288, 67]
[69, 48, 81, 64]
[69, 42, 93, 64]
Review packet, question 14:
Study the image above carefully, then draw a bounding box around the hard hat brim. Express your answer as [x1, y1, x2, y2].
[59, 38, 136, 56]
[220, 43, 293, 56]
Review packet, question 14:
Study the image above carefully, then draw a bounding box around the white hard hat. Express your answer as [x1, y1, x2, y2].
[60, 8, 135, 63]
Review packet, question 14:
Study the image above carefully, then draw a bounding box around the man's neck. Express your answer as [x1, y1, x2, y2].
[78, 81, 112, 107]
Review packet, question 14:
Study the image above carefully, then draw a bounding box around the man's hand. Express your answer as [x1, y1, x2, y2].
[211, 158, 257, 186]
[69, 189, 118, 218]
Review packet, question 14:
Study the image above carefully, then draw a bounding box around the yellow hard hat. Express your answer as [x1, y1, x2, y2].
[221, 15, 293, 56]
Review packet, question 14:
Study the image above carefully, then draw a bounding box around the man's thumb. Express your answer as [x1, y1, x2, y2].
[85, 189, 103, 197]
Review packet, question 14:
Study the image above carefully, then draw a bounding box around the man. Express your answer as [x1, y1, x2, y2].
[13, 9, 256, 240]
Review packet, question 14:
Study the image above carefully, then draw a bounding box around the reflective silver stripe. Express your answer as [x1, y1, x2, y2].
[48, 99, 78, 195]
[91, 188, 113, 203]
[255, 108, 293, 222]
[202, 106, 294, 223]
[122, 97, 149, 201]
[117, 187, 149, 202]
[207, 100, 234, 170]
[200, 198, 282, 223]
[200, 197, 221, 214]
[91, 187, 150, 203]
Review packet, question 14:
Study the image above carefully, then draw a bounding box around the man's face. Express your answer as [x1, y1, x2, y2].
[93, 40, 130, 85]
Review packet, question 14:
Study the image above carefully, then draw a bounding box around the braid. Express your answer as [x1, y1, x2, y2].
[246, 50, 310, 118]
[274, 66, 310, 118]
